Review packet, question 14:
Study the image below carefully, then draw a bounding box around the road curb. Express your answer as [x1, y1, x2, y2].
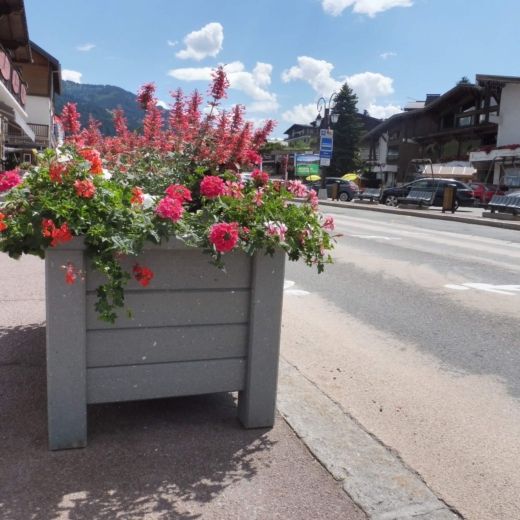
[299, 199, 520, 231]
[277, 358, 462, 520]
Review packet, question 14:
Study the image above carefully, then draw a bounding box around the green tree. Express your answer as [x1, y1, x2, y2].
[328, 83, 363, 176]
[456, 76, 471, 85]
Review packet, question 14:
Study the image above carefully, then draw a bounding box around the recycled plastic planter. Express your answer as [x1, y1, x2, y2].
[45, 239, 285, 450]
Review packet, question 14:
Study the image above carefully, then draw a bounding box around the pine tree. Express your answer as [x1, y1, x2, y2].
[456, 76, 471, 85]
[328, 83, 363, 176]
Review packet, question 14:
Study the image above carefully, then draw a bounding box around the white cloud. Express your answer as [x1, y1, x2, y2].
[282, 57, 341, 99]
[77, 44, 95, 51]
[282, 56, 402, 121]
[168, 61, 279, 113]
[167, 40, 178, 47]
[156, 100, 168, 109]
[176, 22, 224, 61]
[62, 69, 82, 83]
[282, 103, 319, 125]
[380, 51, 397, 59]
[320, 0, 413, 17]
[366, 103, 402, 118]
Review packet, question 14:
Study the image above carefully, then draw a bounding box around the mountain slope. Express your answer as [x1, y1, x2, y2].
[55, 81, 165, 136]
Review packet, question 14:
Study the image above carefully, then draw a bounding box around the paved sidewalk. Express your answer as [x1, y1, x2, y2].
[0, 255, 365, 520]
[298, 198, 520, 231]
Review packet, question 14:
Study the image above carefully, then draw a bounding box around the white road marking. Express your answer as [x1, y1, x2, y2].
[463, 283, 518, 296]
[284, 280, 295, 290]
[351, 235, 403, 241]
[285, 290, 310, 296]
[445, 283, 520, 296]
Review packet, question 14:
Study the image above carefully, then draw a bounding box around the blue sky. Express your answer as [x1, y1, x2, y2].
[25, 0, 520, 138]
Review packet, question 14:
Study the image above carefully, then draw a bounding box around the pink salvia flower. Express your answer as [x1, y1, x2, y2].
[60, 103, 81, 134]
[209, 65, 230, 102]
[245, 150, 262, 166]
[136, 82, 156, 111]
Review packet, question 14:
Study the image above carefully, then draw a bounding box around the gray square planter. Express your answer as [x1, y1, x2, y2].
[45, 239, 285, 450]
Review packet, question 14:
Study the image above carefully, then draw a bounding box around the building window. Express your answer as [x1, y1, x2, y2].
[441, 139, 459, 159]
[423, 142, 439, 159]
[458, 116, 473, 127]
[441, 113, 455, 129]
[387, 146, 399, 162]
[460, 101, 476, 113]
[460, 137, 481, 156]
[23, 153, 32, 164]
[479, 111, 498, 123]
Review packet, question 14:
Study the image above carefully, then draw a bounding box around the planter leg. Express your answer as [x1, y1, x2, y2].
[46, 249, 87, 450]
[238, 251, 285, 428]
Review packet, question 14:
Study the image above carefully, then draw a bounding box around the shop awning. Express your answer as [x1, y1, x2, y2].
[421, 165, 476, 178]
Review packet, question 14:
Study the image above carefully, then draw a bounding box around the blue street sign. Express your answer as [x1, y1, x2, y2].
[320, 150, 332, 159]
[320, 137, 333, 152]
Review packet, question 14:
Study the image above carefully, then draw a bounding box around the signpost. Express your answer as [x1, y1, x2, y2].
[318, 129, 333, 195]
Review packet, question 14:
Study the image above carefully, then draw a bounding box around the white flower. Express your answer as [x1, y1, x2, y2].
[56, 149, 72, 163]
[142, 193, 156, 209]
[101, 169, 112, 180]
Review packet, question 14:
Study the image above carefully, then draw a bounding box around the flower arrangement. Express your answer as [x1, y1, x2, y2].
[0, 67, 337, 323]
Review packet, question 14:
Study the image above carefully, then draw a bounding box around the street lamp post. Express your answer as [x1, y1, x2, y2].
[315, 93, 339, 200]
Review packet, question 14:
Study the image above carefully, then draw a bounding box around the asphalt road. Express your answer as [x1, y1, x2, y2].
[281, 207, 520, 520]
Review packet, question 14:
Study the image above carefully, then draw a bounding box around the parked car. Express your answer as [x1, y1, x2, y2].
[467, 182, 504, 206]
[380, 179, 475, 211]
[310, 177, 359, 201]
[240, 172, 253, 183]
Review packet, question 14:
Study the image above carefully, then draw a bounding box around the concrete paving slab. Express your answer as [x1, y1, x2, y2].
[0, 254, 366, 520]
[277, 359, 461, 520]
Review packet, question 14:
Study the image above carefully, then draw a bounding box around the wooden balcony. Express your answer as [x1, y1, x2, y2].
[3, 121, 52, 147]
[0, 44, 27, 111]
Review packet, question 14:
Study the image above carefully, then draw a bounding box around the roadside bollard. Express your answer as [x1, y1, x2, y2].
[442, 184, 458, 213]
[332, 180, 341, 201]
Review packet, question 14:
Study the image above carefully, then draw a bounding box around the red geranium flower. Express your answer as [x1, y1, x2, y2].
[200, 176, 224, 198]
[49, 163, 67, 183]
[165, 184, 192, 202]
[42, 219, 73, 246]
[74, 179, 96, 198]
[132, 262, 154, 286]
[0, 213, 7, 232]
[78, 149, 103, 174]
[0, 170, 23, 192]
[154, 197, 184, 222]
[209, 222, 239, 252]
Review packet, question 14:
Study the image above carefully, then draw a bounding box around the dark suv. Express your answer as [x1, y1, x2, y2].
[380, 179, 475, 210]
[310, 177, 359, 201]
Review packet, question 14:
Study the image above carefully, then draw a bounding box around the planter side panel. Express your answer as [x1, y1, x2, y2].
[86, 249, 251, 292]
[87, 324, 248, 367]
[238, 250, 286, 428]
[84, 247, 253, 404]
[87, 358, 246, 404]
[45, 248, 88, 450]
